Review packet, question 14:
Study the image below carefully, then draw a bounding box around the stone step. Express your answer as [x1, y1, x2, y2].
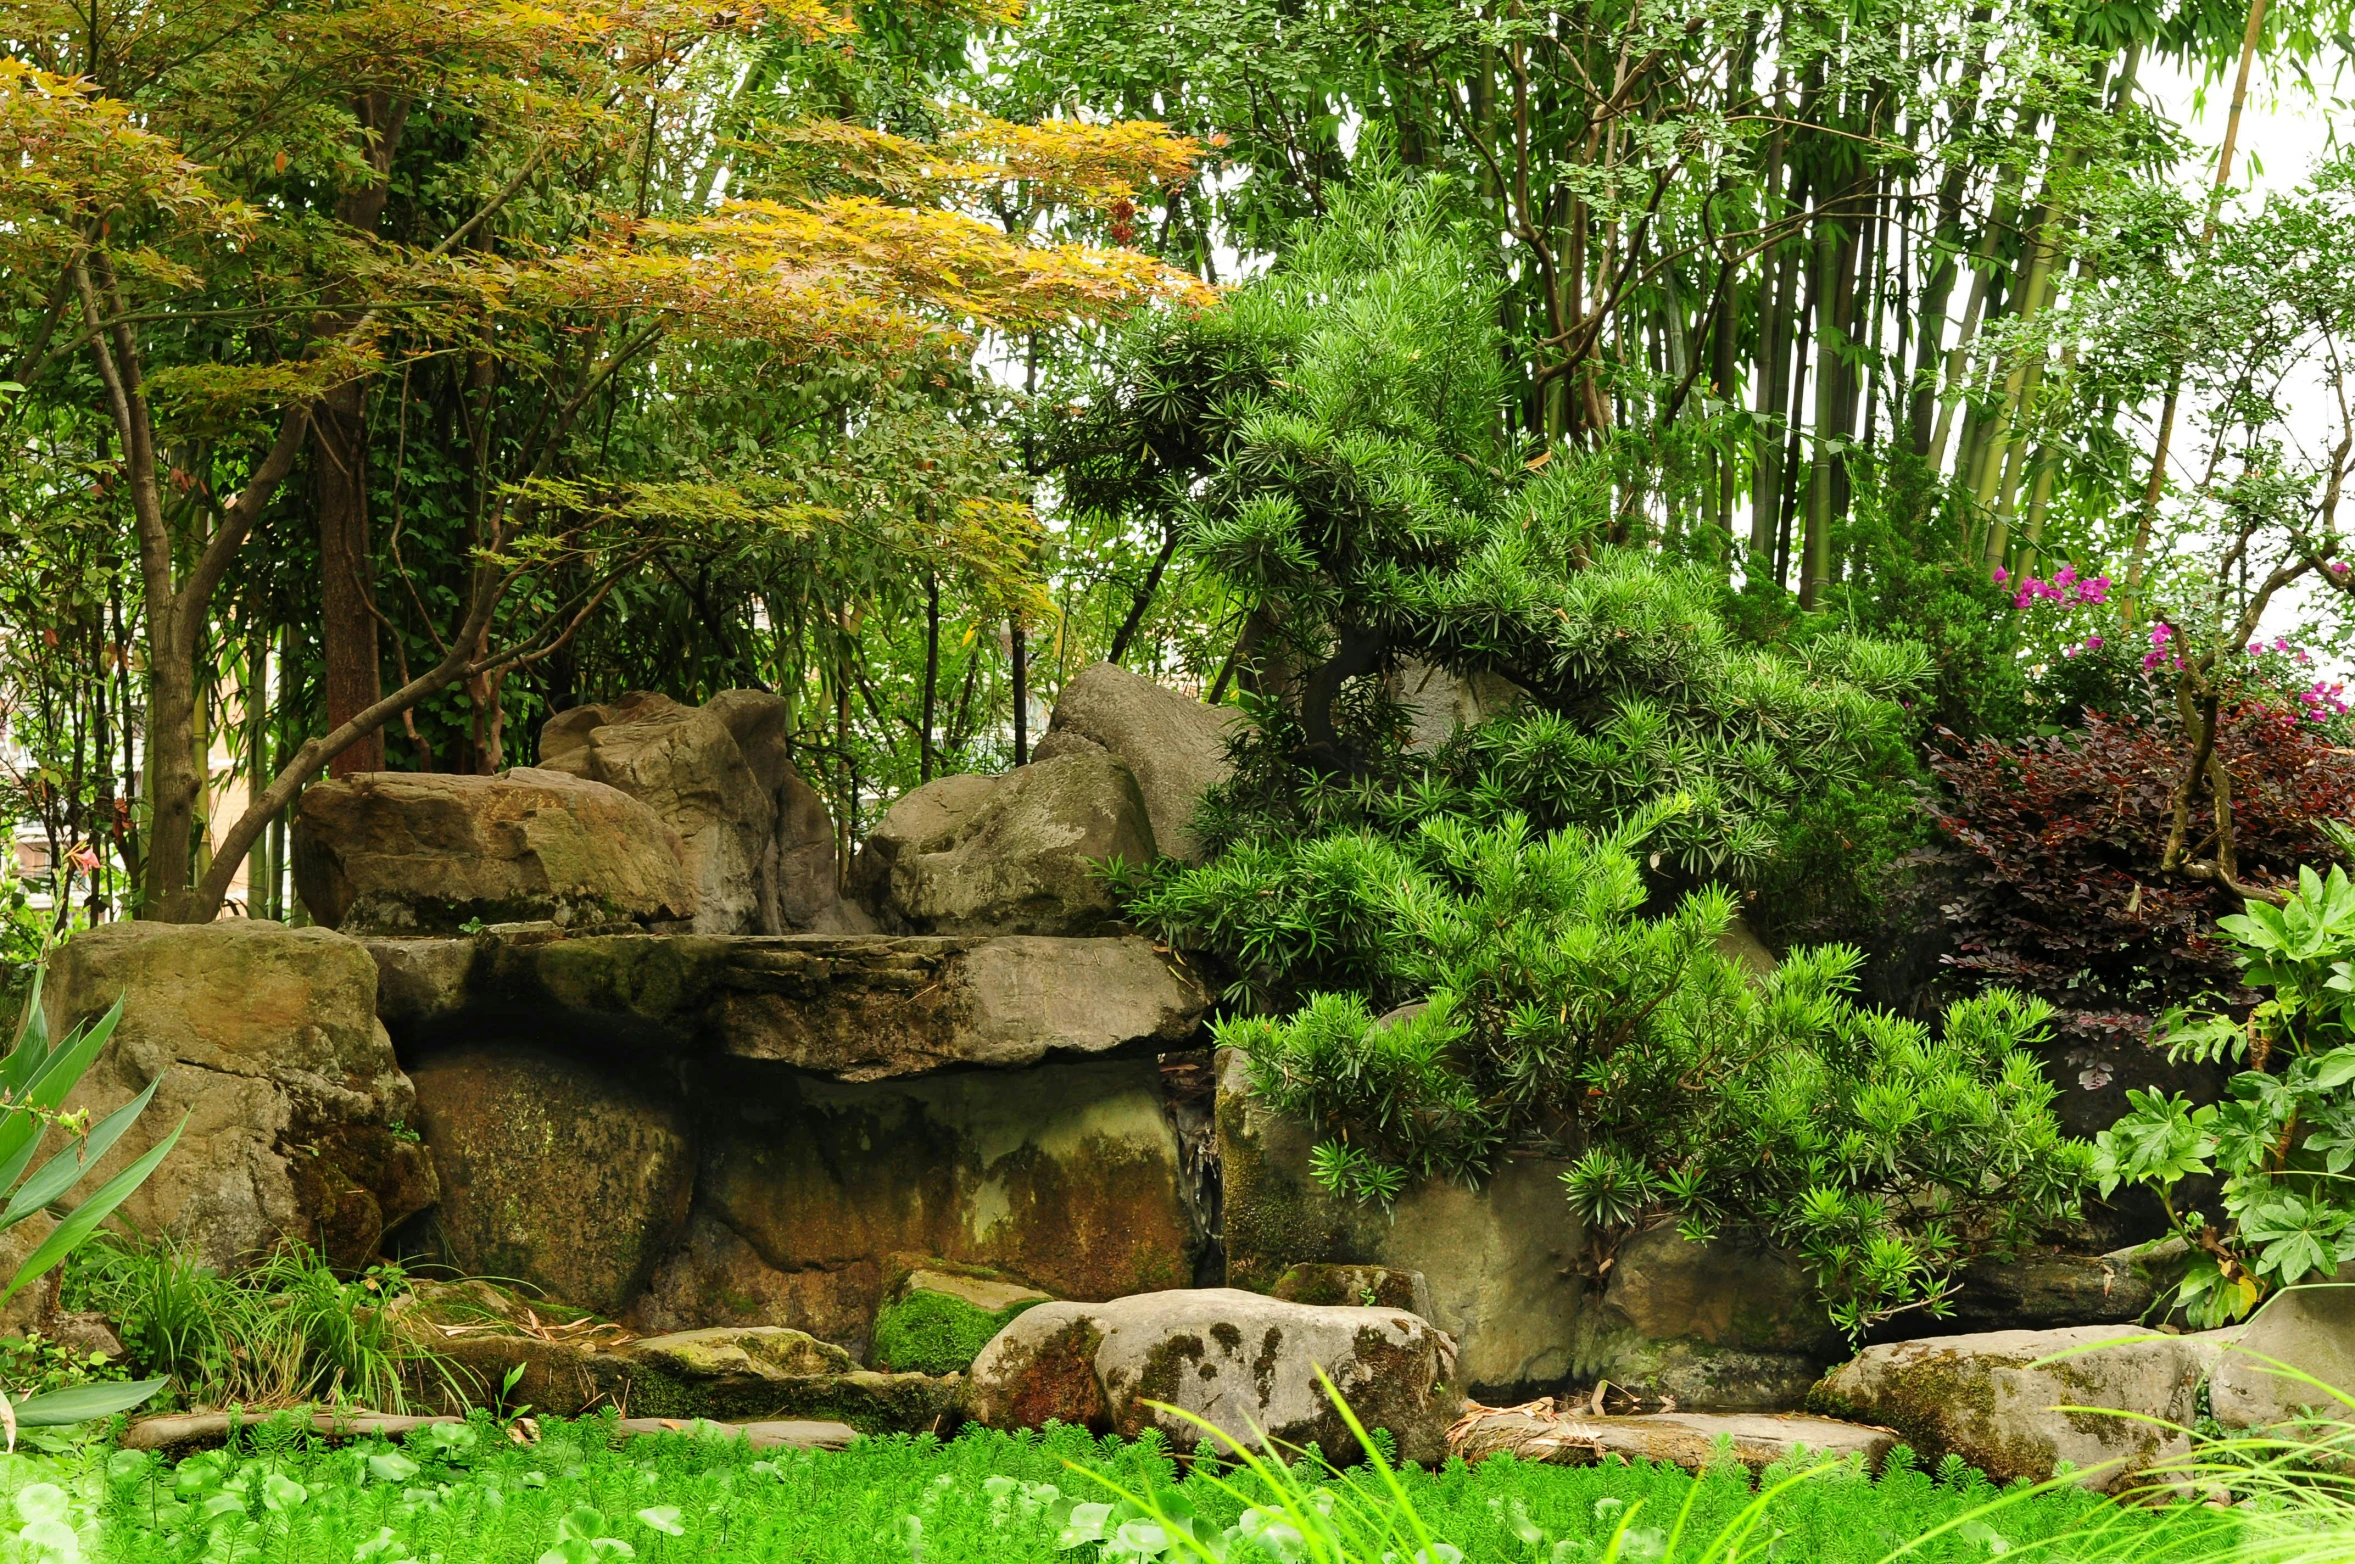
[1450, 1409, 1899, 1474]
[367, 929, 1209, 1080]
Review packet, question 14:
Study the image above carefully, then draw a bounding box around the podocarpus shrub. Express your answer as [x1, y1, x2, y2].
[1131, 807, 2094, 1338]
[1925, 693, 2355, 1039]
[1052, 173, 1931, 933]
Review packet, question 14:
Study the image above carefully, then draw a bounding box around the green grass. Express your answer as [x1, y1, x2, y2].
[59, 1236, 454, 1413]
[0, 1414, 2249, 1564]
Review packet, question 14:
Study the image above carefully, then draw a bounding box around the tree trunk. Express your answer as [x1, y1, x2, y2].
[920, 574, 940, 782]
[1010, 622, 1029, 765]
[317, 376, 385, 775]
[318, 92, 410, 777]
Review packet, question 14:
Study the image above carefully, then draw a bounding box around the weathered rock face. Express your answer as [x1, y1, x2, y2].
[1810, 1326, 2226, 1492]
[1271, 1264, 1434, 1318]
[1218, 1048, 1582, 1399]
[852, 753, 1154, 935]
[690, 1058, 1199, 1315]
[44, 921, 436, 1271]
[294, 769, 694, 934]
[1575, 1226, 1843, 1411]
[1932, 1240, 2184, 1337]
[625, 1211, 880, 1347]
[366, 931, 1209, 1082]
[970, 1289, 1462, 1465]
[2208, 1266, 2355, 1429]
[539, 690, 860, 934]
[1033, 663, 1238, 865]
[397, 1284, 962, 1430]
[407, 1045, 694, 1316]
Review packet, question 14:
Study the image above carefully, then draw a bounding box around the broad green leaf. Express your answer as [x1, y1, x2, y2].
[12, 1377, 165, 1427]
[0, 970, 51, 1094]
[0, 1000, 125, 1180]
[2309, 1048, 2355, 1093]
[0, 1076, 161, 1233]
[2, 1116, 185, 1303]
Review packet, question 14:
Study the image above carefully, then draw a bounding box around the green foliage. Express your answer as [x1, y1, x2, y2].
[35, 1410, 2222, 1564]
[2092, 865, 2355, 1326]
[1143, 813, 2092, 1337]
[868, 1290, 1044, 1376]
[1062, 175, 1929, 917]
[0, 971, 182, 1431]
[62, 1239, 447, 1414]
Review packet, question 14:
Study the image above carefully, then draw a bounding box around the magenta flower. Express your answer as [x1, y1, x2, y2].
[1992, 566, 2009, 584]
[2333, 561, 2352, 575]
[2085, 636, 2103, 650]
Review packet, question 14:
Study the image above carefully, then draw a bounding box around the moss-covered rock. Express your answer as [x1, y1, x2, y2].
[1809, 1324, 2227, 1491]
[871, 1268, 1052, 1374]
[46, 919, 437, 1272]
[407, 1297, 965, 1434]
[1269, 1264, 1431, 1316]
[969, 1288, 1461, 1465]
[1572, 1225, 1843, 1411]
[406, 1044, 693, 1317]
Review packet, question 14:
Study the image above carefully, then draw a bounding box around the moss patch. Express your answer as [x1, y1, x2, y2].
[872, 1289, 1046, 1375]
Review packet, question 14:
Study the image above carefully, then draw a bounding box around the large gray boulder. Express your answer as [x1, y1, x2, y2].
[294, 769, 694, 933]
[407, 1044, 694, 1316]
[969, 1288, 1461, 1465]
[539, 690, 862, 934]
[2208, 1268, 2355, 1429]
[45, 921, 437, 1271]
[1217, 1048, 1581, 1400]
[1811, 1325, 2227, 1491]
[852, 752, 1154, 935]
[1034, 663, 1238, 864]
[1574, 1225, 1843, 1410]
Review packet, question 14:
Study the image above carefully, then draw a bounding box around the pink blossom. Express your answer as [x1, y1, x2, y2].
[2085, 636, 2103, 650]
[1992, 566, 2009, 584]
[2333, 560, 2352, 576]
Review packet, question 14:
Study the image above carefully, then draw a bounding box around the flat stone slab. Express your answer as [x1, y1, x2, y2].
[1451, 1409, 1899, 1473]
[366, 930, 1209, 1080]
[119, 1409, 856, 1453]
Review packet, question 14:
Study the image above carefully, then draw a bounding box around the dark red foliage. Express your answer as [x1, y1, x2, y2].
[1925, 698, 2355, 1036]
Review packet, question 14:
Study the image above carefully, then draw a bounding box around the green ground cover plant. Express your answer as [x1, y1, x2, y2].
[0, 1415, 2236, 1564]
